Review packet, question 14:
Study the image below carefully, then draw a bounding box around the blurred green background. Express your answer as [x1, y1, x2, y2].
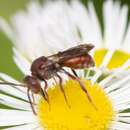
[0, 0, 130, 81]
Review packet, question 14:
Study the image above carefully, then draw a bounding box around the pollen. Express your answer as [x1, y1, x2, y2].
[37, 79, 115, 130]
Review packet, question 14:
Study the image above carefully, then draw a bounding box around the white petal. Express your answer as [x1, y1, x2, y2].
[99, 59, 130, 87]
[0, 110, 36, 126]
[100, 50, 115, 67]
[5, 123, 41, 130]
[0, 73, 27, 97]
[0, 72, 19, 84]
[104, 1, 128, 49]
[105, 75, 130, 93]
[0, 17, 15, 43]
[111, 121, 130, 129]
[13, 48, 31, 75]
[87, 2, 103, 48]
[39, 1, 80, 52]
[122, 24, 130, 53]
[0, 93, 30, 111]
[12, 11, 51, 60]
[91, 50, 115, 83]
[0, 84, 27, 101]
[70, 1, 102, 48]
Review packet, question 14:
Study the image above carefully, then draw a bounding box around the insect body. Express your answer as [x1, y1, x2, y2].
[30, 44, 94, 79]
[0, 43, 95, 114]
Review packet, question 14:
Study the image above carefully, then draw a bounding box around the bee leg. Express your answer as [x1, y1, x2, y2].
[43, 80, 50, 104]
[56, 74, 70, 108]
[71, 69, 78, 77]
[31, 92, 35, 104]
[61, 69, 94, 103]
[40, 87, 48, 102]
[62, 69, 97, 110]
[27, 88, 37, 115]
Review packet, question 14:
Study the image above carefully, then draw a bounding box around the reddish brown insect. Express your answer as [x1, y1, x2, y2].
[0, 43, 95, 115]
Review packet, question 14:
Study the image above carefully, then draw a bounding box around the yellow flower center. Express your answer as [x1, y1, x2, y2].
[38, 79, 114, 130]
[94, 49, 130, 69]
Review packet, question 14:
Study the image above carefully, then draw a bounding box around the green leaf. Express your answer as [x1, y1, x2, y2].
[0, 31, 24, 80]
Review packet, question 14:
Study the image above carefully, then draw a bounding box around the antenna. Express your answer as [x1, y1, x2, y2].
[0, 81, 26, 87]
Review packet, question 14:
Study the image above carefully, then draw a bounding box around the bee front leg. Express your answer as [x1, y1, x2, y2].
[40, 80, 49, 104]
[56, 73, 70, 108]
[31, 92, 35, 105]
[27, 88, 37, 115]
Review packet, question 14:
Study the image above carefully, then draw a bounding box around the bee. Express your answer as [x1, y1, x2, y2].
[0, 44, 95, 114]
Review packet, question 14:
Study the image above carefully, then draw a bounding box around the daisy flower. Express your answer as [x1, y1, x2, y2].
[0, 0, 130, 130]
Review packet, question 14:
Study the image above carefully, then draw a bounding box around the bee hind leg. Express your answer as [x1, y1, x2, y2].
[71, 69, 78, 77]
[61, 69, 97, 110]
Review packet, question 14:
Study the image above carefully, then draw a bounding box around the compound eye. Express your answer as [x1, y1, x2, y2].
[39, 63, 46, 69]
[31, 56, 47, 74]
